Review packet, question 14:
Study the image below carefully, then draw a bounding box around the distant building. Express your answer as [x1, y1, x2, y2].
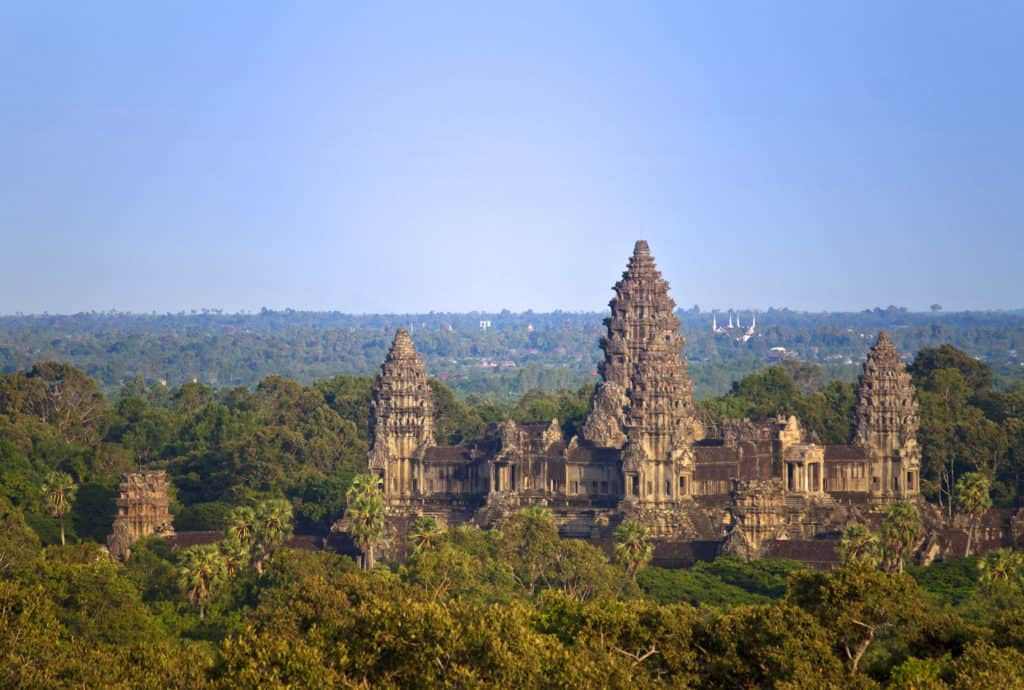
[713, 310, 757, 342]
[479, 320, 492, 331]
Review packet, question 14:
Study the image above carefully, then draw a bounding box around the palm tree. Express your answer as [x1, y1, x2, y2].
[219, 538, 250, 577]
[409, 515, 443, 555]
[178, 544, 225, 620]
[978, 548, 1024, 594]
[343, 474, 388, 570]
[226, 505, 257, 548]
[252, 499, 293, 575]
[41, 471, 77, 546]
[613, 519, 653, 579]
[880, 502, 922, 573]
[956, 472, 992, 557]
[838, 524, 882, 568]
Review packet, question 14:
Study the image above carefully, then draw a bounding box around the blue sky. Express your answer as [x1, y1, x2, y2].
[2, 2, 1021, 314]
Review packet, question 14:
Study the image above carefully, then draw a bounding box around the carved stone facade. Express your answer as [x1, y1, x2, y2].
[366, 241, 929, 555]
[368, 328, 435, 505]
[854, 330, 922, 499]
[107, 470, 175, 561]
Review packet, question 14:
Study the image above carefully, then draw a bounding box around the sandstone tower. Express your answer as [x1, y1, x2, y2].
[583, 240, 703, 505]
[368, 328, 435, 505]
[854, 331, 922, 499]
[107, 470, 175, 560]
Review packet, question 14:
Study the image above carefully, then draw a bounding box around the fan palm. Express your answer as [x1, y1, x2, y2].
[613, 519, 653, 579]
[41, 471, 77, 546]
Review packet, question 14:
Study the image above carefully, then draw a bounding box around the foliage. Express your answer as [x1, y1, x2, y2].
[880, 501, 923, 573]
[613, 519, 654, 579]
[839, 524, 882, 568]
[341, 474, 387, 570]
[41, 470, 77, 546]
[956, 472, 992, 557]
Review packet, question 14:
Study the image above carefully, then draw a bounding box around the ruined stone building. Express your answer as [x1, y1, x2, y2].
[107, 469, 175, 560]
[367, 241, 925, 557]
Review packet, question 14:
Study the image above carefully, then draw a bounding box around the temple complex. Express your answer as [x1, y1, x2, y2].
[367, 241, 925, 558]
[107, 469, 175, 560]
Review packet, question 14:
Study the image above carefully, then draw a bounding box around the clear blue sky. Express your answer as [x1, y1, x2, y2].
[2, 2, 1021, 314]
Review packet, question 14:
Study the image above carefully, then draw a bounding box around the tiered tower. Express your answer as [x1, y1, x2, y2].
[107, 470, 175, 560]
[583, 240, 703, 504]
[368, 328, 435, 504]
[854, 331, 921, 499]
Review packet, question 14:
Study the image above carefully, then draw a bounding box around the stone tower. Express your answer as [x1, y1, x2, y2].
[583, 240, 703, 505]
[854, 331, 921, 499]
[107, 470, 175, 561]
[368, 328, 435, 504]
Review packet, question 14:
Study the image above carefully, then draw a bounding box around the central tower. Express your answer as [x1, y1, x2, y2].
[854, 331, 921, 499]
[582, 240, 703, 505]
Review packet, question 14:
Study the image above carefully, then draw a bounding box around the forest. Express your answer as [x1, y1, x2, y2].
[1, 341, 1023, 687]
[1, 306, 1022, 400]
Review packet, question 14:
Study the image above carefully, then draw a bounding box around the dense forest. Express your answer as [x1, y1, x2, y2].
[2, 307, 1022, 400]
[1, 338, 1023, 687]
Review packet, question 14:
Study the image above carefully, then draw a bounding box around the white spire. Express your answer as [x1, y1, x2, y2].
[712, 313, 718, 331]
[728, 312, 734, 329]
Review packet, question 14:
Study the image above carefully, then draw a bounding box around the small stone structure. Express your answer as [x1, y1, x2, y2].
[107, 470, 175, 560]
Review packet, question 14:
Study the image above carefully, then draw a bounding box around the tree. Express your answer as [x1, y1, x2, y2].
[788, 562, 920, 676]
[956, 472, 992, 557]
[227, 505, 257, 547]
[341, 474, 387, 570]
[178, 544, 225, 619]
[613, 520, 654, 579]
[880, 502, 923, 573]
[41, 471, 77, 546]
[253, 499, 293, 575]
[977, 548, 1024, 598]
[838, 524, 881, 568]
[408, 515, 443, 555]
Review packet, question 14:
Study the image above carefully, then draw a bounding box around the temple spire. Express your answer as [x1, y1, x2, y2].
[583, 240, 702, 503]
[369, 328, 435, 503]
[854, 331, 921, 498]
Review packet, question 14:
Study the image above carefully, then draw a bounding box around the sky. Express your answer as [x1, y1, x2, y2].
[1, 2, 1021, 315]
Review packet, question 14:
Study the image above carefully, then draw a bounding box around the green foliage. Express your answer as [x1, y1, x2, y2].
[839, 524, 882, 568]
[0, 496, 41, 576]
[908, 557, 981, 607]
[956, 472, 992, 557]
[179, 544, 226, 619]
[341, 474, 387, 570]
[174, 500, 235, 531]
[880, 502, 923, 573]
[613, 520, 654, 579]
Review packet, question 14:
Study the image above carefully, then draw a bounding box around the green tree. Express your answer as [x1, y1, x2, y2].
[838, 524, 881, 568]
[253, 499, 294, 575]
[226, 505, 257, 548]
[0, 497, 41, 575]
[341, 473, 387, 570]
[788, 562, 920, 676]
[613, 519, 654, 579]
[178, 544, 225, 619]
[408, 515, 444, 555]
[977, 548, 1024, 597]
[41, 470, 77, 546]
[880, 501, 923, 573]
[956, 472, 992, 557]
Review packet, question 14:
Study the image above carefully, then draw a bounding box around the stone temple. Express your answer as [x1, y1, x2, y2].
[368, 241, 924, 559]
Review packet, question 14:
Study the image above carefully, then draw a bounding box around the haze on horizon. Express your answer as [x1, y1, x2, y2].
[2, 2, 1021, 316]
